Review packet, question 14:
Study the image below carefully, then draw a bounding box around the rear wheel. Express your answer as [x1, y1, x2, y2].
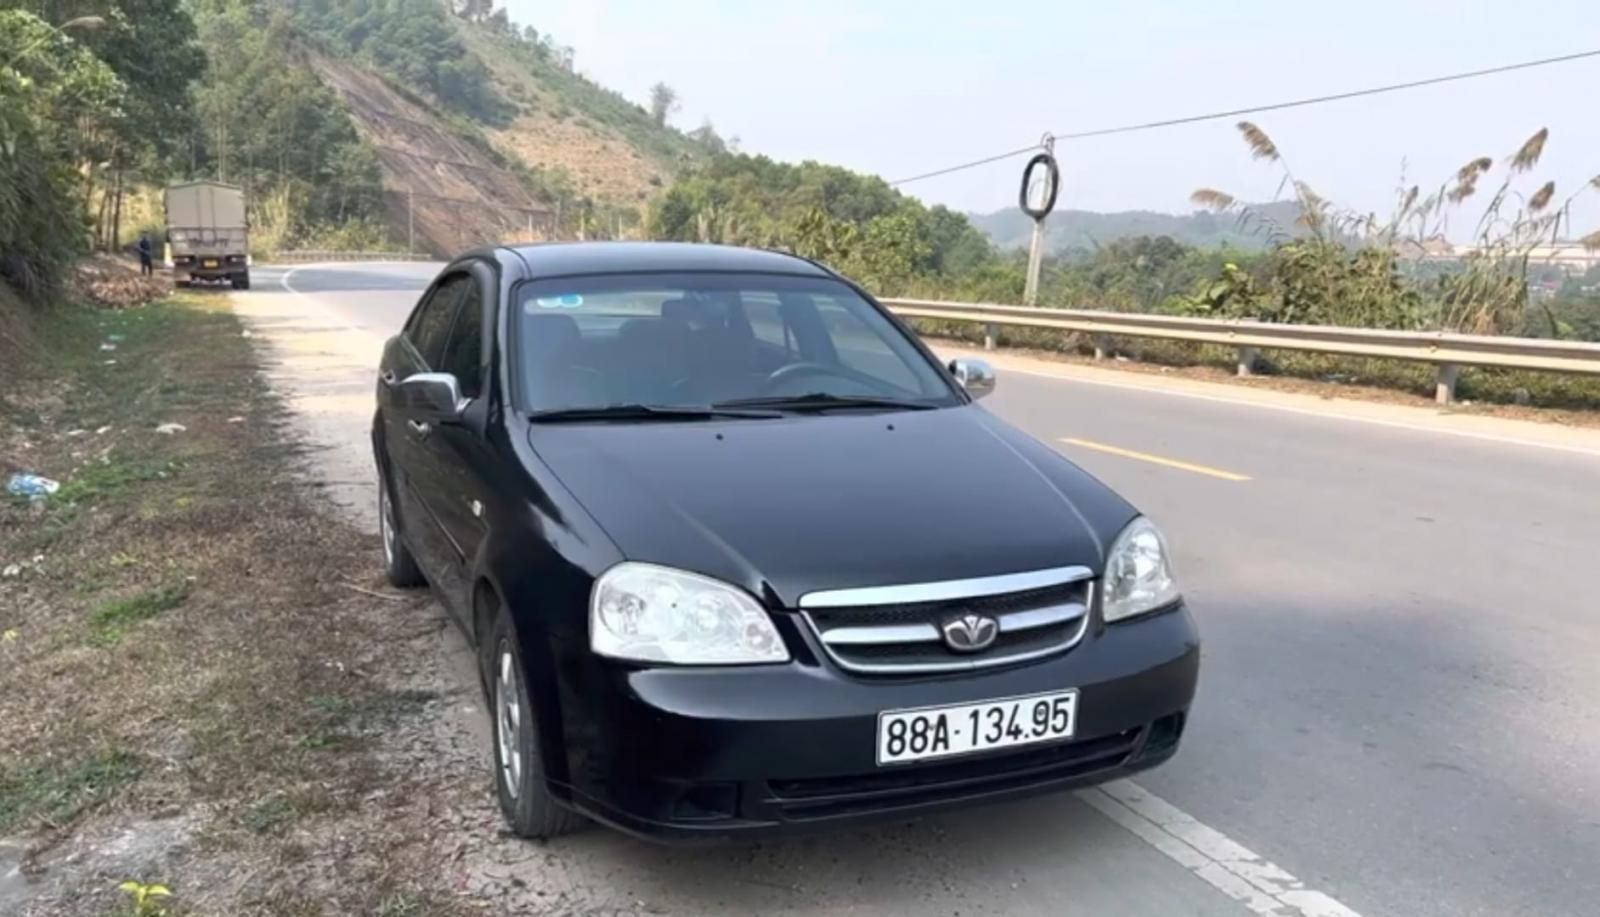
[378, 471, 424, 588]
[232, 271, 250, 290]
[488, 610, 585, 839]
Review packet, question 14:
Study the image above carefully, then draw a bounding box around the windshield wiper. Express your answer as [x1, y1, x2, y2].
[712, 393, 939, 412]
[528, 403, 782, 423]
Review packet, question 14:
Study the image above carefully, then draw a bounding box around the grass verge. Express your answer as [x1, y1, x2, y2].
[0, 294, 471, 916]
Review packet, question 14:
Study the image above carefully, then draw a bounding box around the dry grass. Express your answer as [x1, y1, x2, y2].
[0, 296, 475, 916]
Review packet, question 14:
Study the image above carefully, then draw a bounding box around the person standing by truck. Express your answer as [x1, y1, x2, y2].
[136, 233, 154, 277]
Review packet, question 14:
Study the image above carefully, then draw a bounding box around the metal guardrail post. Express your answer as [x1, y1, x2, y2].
[1237, 346, 1259, 377]
[1093, 335, 1110, 360]
[985, 323, 998, 351]
[1435, 363, 1461, 405]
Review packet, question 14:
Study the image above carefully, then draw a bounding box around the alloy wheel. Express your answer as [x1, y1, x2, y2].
[379, 481, 396, 567]
[495, 641, 525, 800]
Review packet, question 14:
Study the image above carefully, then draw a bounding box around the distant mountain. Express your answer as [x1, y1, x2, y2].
[969, 202, 1304, 253]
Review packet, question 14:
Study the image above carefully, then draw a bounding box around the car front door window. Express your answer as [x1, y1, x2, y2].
[407, 275, 468, 368]
[437, 278, 485, 399]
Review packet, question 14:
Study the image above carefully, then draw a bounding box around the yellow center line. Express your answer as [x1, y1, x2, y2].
[1058, 437, 1252, 482]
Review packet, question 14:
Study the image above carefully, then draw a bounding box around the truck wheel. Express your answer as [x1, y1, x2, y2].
[231, 272, 251, 291]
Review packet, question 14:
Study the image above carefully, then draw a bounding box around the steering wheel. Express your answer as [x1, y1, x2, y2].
[762, 361, 872, 393]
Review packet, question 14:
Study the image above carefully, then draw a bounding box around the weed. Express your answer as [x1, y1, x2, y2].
[240, 794, 295, 835]
[298, 733, 349, 751]
[117, 879, 172, 917]
[377, 894, 424, 917]
[90, 583, 190, 646]
[53, 455, 174, 508]
[0, 749, 141, 834]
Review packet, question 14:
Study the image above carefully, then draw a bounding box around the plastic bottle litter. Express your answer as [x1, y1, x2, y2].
[5, 473, 60, 499]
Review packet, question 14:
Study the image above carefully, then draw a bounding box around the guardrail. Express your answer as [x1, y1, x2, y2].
[882, 297, 1600, 404]
[271, 251, 434, 264]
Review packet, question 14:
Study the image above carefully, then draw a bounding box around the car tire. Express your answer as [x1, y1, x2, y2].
[487, 609, 585, 840]
[378, 471, 425, 588]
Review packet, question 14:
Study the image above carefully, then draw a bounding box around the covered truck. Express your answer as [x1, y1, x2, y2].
[164, 181, 250, 289]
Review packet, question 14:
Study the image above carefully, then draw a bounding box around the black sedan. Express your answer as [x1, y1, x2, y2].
[371, 242, 1198, 840]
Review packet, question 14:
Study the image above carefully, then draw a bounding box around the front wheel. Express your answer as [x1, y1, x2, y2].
[378, 472, 424, 588]
[488, 611, 585, 839]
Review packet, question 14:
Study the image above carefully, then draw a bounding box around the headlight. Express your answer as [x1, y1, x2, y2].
[1102, 517, 1180, 622]
[590, 562, 790, 664]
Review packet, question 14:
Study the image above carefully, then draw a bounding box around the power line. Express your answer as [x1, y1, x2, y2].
[888, 47, 1600, 186]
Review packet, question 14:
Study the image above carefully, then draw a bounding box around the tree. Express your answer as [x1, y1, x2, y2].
[188, 1, 384, 249]
[0, 8, 124, 297]
[647, 153, 1005, 295]
[451, 0, 494, 22]
[648, 82, 678, 127]
[10, 1, 205, 249]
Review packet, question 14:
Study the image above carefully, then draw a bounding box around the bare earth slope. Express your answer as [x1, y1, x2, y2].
[457, 26, 685, 209]
[308, 52, 552, 256]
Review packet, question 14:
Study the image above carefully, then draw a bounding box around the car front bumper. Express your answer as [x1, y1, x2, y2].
[551, 603, 1199, 841]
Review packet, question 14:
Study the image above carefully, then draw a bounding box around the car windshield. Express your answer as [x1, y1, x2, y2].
[514, 272, 959, 414]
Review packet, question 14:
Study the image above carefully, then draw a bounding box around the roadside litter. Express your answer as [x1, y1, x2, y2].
[155, 423, 188, 435]
[6, 473, 60, 499]
[2, 554, 46, 578]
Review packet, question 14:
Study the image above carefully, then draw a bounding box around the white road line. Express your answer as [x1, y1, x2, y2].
[998, 364, 1600, 460]
[1079, 780, 1363, 917]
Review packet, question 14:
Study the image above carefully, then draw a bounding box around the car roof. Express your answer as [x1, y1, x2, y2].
[497, 241, 832, 279]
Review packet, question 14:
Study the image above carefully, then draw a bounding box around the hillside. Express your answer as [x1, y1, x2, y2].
[456, 24, 700, 209]
[970, 202, 1305, 253]
[271, 0, 706, 252]
[308, 51, 553, 256]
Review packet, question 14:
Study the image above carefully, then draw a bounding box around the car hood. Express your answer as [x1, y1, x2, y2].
[530, 406, 1134, 607]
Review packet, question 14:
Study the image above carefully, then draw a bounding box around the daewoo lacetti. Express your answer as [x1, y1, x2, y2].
[371, 242, 1199, 840]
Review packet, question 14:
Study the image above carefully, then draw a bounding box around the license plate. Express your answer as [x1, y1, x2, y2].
[203, 259, 219, 268]
[876, 689, 1078, 765]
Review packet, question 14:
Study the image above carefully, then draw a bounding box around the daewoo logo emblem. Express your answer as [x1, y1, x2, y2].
[941, 613, 998, 653]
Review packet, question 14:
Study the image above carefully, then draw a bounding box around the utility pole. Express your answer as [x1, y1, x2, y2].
[1021, 134, 1058, 310]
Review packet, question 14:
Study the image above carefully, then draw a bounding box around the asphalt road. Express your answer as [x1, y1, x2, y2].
[243, 262, 1600, 917]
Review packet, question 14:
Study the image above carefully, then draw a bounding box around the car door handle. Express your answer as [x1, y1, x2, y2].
[407, 419, 432, 437]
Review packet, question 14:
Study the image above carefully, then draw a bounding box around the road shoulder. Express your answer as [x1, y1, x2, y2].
[0, 294, 494, 915]
[938, 342, 1600, 457]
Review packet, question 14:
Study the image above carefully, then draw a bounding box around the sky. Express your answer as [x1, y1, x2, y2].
[503, 0, 1600, 237]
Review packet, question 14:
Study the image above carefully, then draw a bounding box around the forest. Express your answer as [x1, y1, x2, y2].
[4, 1, 1597, 355]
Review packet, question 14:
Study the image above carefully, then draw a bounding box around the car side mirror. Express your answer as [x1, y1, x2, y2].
[395, 372, 468, 423]
[949, 358, 996, 401]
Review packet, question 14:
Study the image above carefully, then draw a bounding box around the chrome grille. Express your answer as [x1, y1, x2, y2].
[799, 566, 1094, 675]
